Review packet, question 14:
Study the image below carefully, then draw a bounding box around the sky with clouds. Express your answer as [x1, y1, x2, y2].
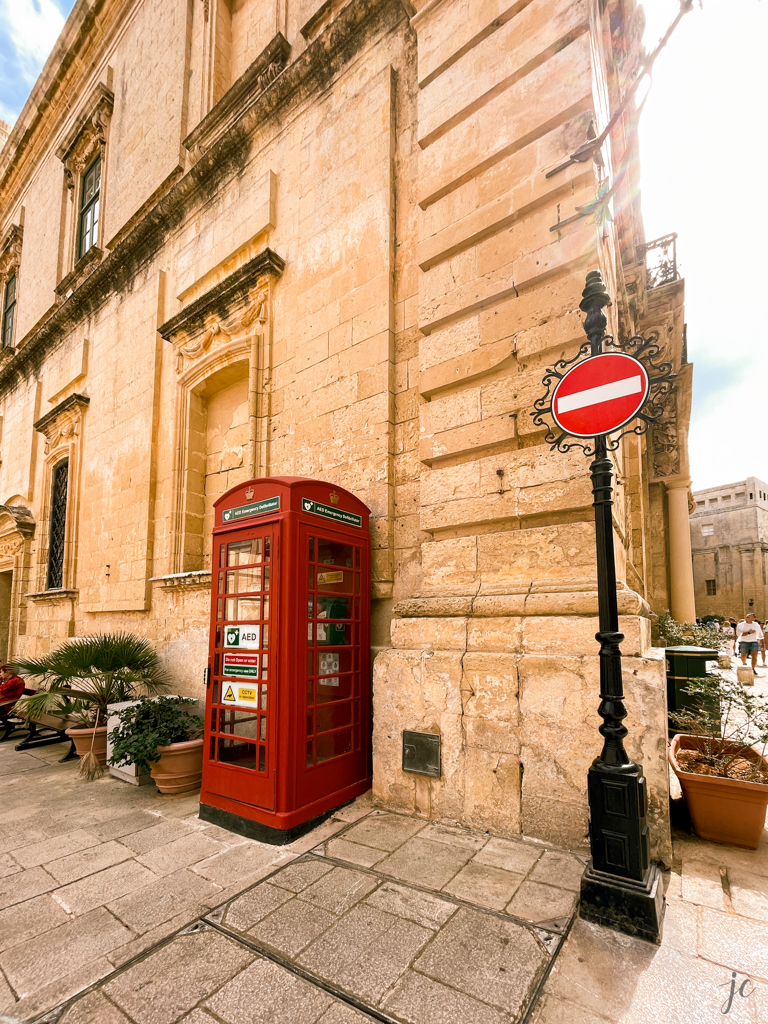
[0, 0, 766, 492]
[0, 0, 69, 126]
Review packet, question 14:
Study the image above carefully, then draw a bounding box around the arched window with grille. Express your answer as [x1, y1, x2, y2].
[47, 460, 69, 590]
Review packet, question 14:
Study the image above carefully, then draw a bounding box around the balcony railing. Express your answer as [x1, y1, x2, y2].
[639, 232, 679, 289]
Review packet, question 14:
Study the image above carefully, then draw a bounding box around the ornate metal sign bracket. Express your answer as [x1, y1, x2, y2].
[532, 311, 675, 457]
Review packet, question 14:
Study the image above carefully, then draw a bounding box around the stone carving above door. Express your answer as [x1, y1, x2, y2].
[172, 284, 269, 374]
[159, 249, 283, 376]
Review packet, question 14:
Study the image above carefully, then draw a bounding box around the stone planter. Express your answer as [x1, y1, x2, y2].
[150, 737, 204, 794]
[65, 725, 109, 767]
[669, 733, 768, 849]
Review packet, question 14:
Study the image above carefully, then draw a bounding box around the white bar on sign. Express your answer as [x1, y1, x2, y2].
[557, 374, 643, 414]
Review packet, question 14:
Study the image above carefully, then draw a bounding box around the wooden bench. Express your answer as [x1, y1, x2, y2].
[0, 688, 78, 762]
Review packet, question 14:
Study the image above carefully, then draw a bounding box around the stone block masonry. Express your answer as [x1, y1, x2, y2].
[0, 0, 691, 856]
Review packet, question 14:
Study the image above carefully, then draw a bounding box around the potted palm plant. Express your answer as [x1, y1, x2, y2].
[108, 696, 204, 794]
[13, 633, 169, 779]
[669, 673, 768, 849]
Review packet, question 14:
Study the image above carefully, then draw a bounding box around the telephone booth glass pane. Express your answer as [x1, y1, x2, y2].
[305, 533, 363, 767]
[209, 529, 272, 776]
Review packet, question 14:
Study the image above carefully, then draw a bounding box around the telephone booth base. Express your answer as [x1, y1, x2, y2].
[199, 776, 371, 845]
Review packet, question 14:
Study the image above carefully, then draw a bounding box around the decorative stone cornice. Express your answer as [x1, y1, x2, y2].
[0, 0, 408, 398]
[159, 248, 284, 374]
[0, 224, 23, 281]
[184, 33, 291, 163]
[148, 570, 211, 592]
[34, 392, 90, 455]
[0, 504, 35, 537]
[26, 588, 79, 601]
[56, 83, 113, 189]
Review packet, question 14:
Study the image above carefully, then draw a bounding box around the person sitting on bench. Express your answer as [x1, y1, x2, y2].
[0, 664, 25, 721]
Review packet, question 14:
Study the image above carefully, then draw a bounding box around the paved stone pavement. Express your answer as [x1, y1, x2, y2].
[0, 736, 581, 1023]
[531, 654, 768, 1024]
[2, 666, 768, 1024]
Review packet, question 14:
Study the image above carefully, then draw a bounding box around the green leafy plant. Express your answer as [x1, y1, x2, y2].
[12, 633, 170, 778]
[108, 696, 203, 774]
[671, 673, 768, 782]
[657, 612, 729, 652]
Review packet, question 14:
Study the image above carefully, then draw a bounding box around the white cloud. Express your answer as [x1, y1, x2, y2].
[0, 0, 65, 81]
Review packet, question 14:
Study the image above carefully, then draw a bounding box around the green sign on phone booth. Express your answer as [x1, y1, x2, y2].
[200, 477, 372, 845]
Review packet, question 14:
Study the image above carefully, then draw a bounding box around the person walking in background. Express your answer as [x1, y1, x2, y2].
[760, 623, 767, 667]
[736, 614, 764, 674]
[722, 618, 736, 658]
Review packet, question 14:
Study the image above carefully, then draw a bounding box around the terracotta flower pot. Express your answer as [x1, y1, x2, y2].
[150, 737, 204, 794]
[65, 725, 109, 767]
[669, 733, 768, 850]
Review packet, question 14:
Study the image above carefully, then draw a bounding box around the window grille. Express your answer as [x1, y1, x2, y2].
[47, 460, 69, 589]
[702, 524, 714, 536]
[2, 275, 16, 348]
[78, 155, 101, 259]
[705, 579, 716, 596]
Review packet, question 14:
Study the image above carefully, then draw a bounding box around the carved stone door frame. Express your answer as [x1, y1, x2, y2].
[158, 248, 284, 574]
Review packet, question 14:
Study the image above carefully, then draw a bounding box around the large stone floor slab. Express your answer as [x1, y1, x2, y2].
[7, 699, 768, 1024]
[0, 737, 372, 1021]
[4, 773, 574, 1024]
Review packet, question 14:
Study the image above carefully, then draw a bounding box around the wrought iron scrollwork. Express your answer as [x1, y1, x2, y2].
[531, 330, 676, 455]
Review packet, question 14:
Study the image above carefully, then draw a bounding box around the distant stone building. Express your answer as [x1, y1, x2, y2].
[690, 477, 768, 619]
[0, 0, 694, 858]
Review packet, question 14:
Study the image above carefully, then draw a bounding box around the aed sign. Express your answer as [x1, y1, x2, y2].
[222, 495, 280, 524]
[301, 498, 362, 529]
[222, 653, 261, 680]
[221, 682, 259, 708]
[224, 625, 260, 649]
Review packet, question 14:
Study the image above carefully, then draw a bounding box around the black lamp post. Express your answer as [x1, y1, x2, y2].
[577, 270, 664, 943]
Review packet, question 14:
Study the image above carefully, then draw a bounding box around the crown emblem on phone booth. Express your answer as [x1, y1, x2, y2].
[329, 491, 340, 505]
[245, 487, 254, 500]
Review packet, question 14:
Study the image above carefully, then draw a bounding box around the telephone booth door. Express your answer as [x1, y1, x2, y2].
[200, 477, 371, 844]
[300, 523, 369, 808]
[206, 523, 276, 811]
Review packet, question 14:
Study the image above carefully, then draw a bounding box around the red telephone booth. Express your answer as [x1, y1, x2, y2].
[199, 477, 372, 843]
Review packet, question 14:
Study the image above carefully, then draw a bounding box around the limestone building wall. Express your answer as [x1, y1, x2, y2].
[690, 477, 768, 620]
[0, 0, 692, 859]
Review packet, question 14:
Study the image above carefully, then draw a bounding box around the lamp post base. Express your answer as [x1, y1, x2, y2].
[580, 860, 665, 944]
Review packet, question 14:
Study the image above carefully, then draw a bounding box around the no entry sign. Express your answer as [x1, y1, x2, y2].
[551, 353, 649, 438]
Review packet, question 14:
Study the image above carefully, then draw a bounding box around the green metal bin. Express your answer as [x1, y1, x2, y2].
[665, 645, 719, 737]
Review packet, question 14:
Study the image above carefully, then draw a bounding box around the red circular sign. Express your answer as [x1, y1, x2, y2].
[551, 353, 650, 439]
